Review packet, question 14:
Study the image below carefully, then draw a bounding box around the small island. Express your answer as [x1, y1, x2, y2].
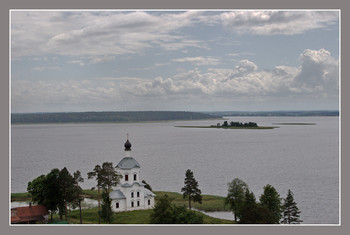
[176, 121, 278, 129]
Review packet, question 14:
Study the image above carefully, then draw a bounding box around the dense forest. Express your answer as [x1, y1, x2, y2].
[11, 111, 218, 124]
[205, 110, 339, 117]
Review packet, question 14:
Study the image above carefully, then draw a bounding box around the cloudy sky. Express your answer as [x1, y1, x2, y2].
[11, 10, 340, 113]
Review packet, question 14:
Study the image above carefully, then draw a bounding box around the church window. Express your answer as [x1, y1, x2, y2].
[148, 199, 151, 205]
[131, 201, 134, 207]
[137, 201, 140, 207]
[137, 191, 140, 197]
[125, 174, 129, 181]
[134, 173, 137, 181]
[131, 192, 134, 198]
[116, 202, 119, 209]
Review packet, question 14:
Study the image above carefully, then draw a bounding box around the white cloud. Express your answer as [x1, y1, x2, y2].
[11, 49, 339, 112]
[69, 60, 85, 66]
[32, 66, 61, 71]
[118, 49, 338, 100]
[172, 56, 220, 66]
[220, 11, 339, 35]
[11, 11, 209, 59]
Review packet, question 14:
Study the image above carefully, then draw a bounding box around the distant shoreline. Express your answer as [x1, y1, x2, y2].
[10, 110, 338, 125]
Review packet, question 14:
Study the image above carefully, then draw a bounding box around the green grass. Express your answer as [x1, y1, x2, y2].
[175, 126, 277, 129]
[11, 192, 31, 202]
[154, 191, 230, 212]
[54, 207, 233, 224]
[12, 190, 229, 212]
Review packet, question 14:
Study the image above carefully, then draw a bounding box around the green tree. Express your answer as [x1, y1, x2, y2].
[142, 180, 153, 191]
[281, 189, 303, 224]
[99, 162, 121, 191]
[150, 194, 174, 224]
[181, 169, 202, 210]
[150, 194, 203, 224]
[27, 169, 62, 221]
[58, 167, 76, 222]
[99, 162, 121, 223]
[73, 170, 84, 224]
[224, 178, 248, 222]
[259, 184, 282, 224]
[100, 190, 114, 223]
[239, 189, 274, 224]
[87, 164, 103, 224]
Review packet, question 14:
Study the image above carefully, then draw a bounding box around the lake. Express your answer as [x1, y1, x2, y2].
[10, 116, 339, 224]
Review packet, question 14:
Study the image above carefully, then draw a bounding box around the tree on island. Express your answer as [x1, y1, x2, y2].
[259, 184, 282, 224]
[224, 178, 249, 222]
[181, 169, 202, 210]
[281, 189, 303, 224]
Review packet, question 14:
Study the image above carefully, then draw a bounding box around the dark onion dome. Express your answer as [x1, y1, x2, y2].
[124, 139, 132, 151]
[116, 157, 140, 169]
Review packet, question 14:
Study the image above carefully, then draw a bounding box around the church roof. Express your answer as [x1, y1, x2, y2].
[116, 157, 140, 169]
[110, 189, 126, 199]
[120, 182, 144, 188]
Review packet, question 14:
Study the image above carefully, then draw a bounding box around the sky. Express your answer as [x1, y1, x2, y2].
[10, 10, 340, 113]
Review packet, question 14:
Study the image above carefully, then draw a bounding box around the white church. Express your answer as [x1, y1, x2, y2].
[109, 138, 156, 212]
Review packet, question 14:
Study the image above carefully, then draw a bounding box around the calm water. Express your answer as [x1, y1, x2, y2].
[11, 116, 339, 224]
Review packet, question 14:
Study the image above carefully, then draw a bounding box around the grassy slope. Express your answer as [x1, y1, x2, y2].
[11, 190, 233, 224]
[11, 190, 230, 212]
[65, 208, 233, 224]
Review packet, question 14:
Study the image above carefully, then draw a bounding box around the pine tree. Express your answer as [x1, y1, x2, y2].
[181, 169, 202, 210]
[281, 189, 303, 224]
[259, 184, 282, 224]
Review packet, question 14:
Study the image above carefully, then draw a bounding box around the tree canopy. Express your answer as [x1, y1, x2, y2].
[27, 167, 79, 222]
[224, 178, 249, 222]
[150, 194, 203, 224]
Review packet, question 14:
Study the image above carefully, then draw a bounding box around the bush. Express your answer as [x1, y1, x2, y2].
[150, 194, 203, 224]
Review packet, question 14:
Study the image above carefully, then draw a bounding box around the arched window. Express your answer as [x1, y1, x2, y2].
[134, 173, 137, 181]
[125, 174, 129, 181]
[148, 199, 151, 205]
[131, 192, 134, 198]
[137, 201, 140, 207]
[137, 191, 140, 198]
[116, 202, 119, 209]
[131, 201, 134, 207]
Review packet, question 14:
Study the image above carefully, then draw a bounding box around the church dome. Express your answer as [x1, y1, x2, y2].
[116, 157, 140, 169]
[124, 139, 131, 151]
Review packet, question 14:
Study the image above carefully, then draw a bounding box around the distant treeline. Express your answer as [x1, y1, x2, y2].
[218, 121, 258, 127]
[11, 111, 217, 124]
[206, 110, 339, 117]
